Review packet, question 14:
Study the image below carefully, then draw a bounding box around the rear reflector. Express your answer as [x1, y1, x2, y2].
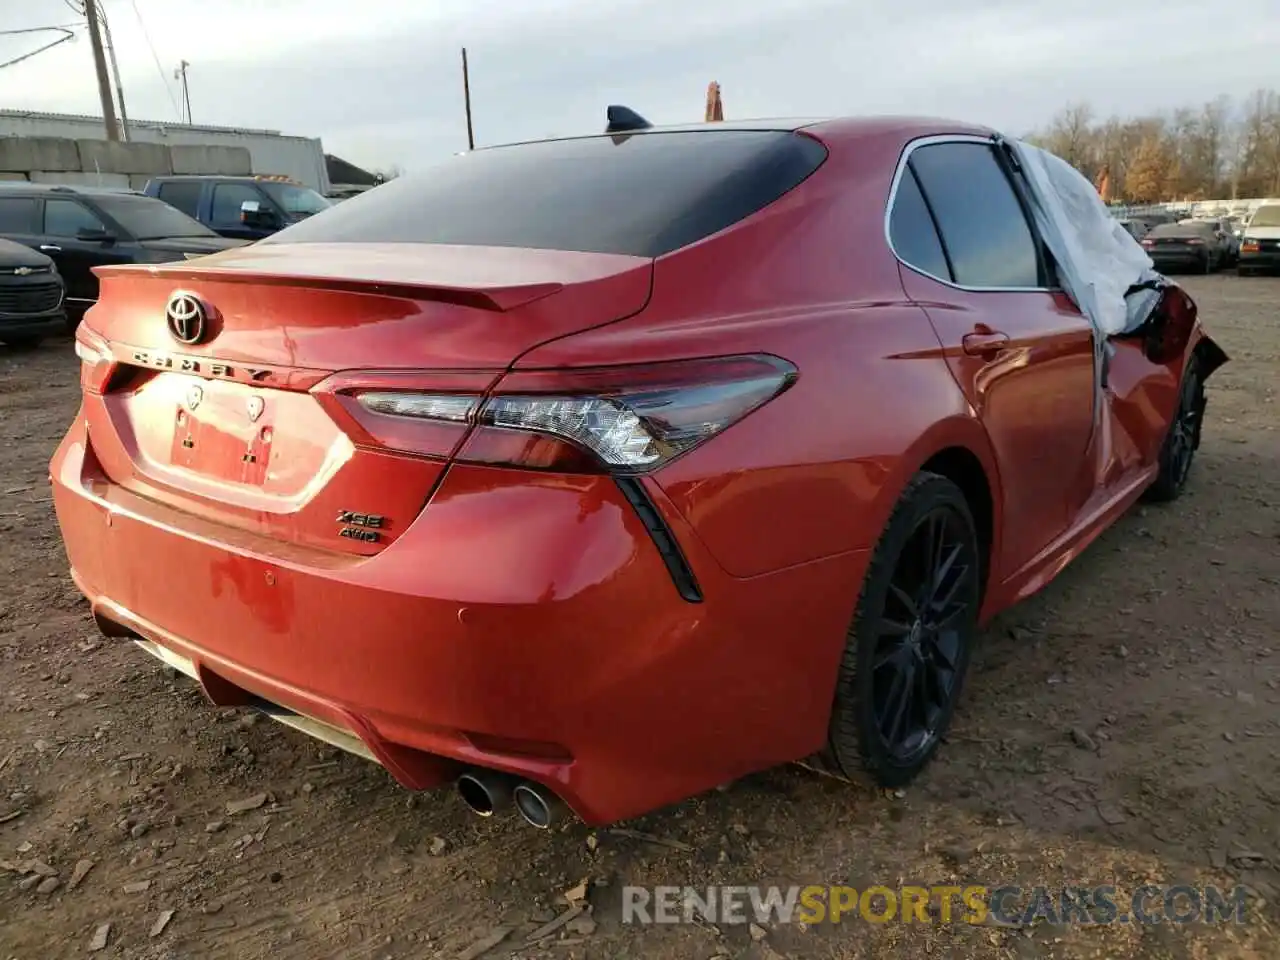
[316, 354, 798, 474]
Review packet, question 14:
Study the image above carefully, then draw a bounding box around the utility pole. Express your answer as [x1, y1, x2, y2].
[175, 61, 194, 124]
[97, 2, 130, 141]
[174, 60, 192, 124]
[461, 47, 475, 150]
[83, 0, 120, 141]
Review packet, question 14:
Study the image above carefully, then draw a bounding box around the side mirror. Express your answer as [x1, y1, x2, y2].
[239, 199, 277, 228]
[77, 227, 116, 244]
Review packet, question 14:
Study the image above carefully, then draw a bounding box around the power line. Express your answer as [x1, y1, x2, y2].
[0, 24, 79, 34]
[129, 0, 182, 120]
[0, 27, 77, 71]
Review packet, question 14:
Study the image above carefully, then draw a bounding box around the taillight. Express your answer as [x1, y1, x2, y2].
[1185, 238, 1203, 246]
[74, 329, 117, 394]
[315, 354, 798, 474]
[1241, 241, 1260, 252]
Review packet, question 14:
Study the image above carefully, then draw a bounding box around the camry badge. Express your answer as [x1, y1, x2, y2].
[186, 385, 203, 411]
[166, 291, 208, 345]
[246, 396, 265, 422]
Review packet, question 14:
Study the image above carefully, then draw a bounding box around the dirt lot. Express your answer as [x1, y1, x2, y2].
[1, 275, 1277, 960]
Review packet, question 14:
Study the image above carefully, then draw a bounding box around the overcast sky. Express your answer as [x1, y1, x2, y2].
[2, 0, 1277, 172]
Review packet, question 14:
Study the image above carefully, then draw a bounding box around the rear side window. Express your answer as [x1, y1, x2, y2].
[268, 130, 828, 258]
[0, 197, 37, 233]
[908, 142, 1041, 289]
[888, 166, 951, 281]
[157, 181, 202, 218]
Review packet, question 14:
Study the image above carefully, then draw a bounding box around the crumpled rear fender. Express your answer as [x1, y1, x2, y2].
[1190, 325, 1228, 380]
[1144, 284, 1229, 378]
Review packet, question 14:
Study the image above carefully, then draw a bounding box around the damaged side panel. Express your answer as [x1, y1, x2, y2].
[1101, 286, 1227, 482]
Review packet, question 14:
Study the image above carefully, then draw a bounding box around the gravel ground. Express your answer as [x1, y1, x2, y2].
[1, 274, 1277, 960]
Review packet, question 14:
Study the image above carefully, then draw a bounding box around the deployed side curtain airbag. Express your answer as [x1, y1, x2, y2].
[1009, 141, 1163, 338]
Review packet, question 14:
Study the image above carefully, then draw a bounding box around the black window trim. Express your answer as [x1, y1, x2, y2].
[897, 163, 955, 282]
[883, 133, 1059, 294]
[991, 134, 1059, 288]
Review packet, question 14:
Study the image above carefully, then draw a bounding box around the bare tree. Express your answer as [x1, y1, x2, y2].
[1026, 90, 1280, 202]
[1236, 89, 1280, 198]
[1041, 103, 1098, 177]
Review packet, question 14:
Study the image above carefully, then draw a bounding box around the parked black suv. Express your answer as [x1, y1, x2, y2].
[0, 239, 66, 348]
[0, 183, 247, 314]
[142, 176, 332, 240]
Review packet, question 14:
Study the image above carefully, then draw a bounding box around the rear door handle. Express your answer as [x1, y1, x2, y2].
[39, 244, 62, 253]
[962, 331, 1010, 357]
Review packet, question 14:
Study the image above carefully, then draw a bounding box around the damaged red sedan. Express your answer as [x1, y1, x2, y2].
[52, 112, 1226, 827]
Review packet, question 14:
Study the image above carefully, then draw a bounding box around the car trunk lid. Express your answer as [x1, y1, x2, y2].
[77, 242, 653, 555]
[1145, 235, 1206, 253]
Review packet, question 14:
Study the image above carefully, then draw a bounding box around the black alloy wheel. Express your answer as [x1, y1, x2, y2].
[828, 472, 982, 786]
[1146, 357, 1205, 502]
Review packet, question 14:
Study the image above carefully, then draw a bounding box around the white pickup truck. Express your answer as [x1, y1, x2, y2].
[1239, 202, 1280, 275]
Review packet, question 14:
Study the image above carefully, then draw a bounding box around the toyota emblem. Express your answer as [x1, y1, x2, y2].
[165, 292, 207, 345]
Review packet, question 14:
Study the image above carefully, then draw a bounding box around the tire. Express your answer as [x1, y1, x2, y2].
[1145, 356, 1204, 503]
[827, 472, 983, 788]
[1238, 266, 1253, 277]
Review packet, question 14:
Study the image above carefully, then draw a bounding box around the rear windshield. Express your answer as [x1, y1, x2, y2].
[94, 194, 217, 240]
[1148, 222, 1214, 239]
[1251, 205, 1280, 228]
[266, 130, 828, 258]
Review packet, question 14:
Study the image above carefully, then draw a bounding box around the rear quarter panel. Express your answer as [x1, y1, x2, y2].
[515, 126, 1002, 579]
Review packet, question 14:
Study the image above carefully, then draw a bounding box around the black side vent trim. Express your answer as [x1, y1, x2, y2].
[615, 478, 703, 603]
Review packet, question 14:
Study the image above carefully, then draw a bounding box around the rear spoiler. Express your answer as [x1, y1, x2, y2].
[93, 261, 564, 313]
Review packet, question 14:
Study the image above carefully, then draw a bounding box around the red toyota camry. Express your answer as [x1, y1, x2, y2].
[52, 114, 1225, 828]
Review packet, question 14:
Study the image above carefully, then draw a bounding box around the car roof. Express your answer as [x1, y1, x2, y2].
[485, 115, 997, 151]
[0, 181, 145, 198]
[151, 175, 275, 181]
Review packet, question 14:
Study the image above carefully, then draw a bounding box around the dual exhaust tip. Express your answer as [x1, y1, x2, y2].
[456, 769, 563, 829]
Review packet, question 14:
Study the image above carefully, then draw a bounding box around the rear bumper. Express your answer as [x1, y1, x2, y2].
[51, 424, 864, 824]
[1149, 252, 1208, 272]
